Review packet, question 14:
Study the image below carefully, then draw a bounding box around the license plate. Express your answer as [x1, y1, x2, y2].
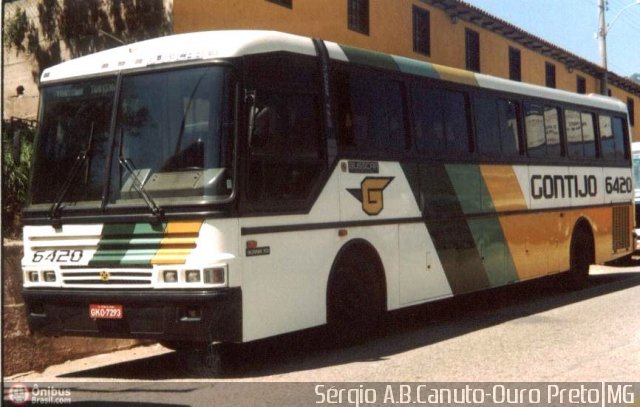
[89, 304, 123, 320]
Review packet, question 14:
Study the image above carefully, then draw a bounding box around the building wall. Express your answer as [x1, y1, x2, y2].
[2, 1, 41, 121]
[174, 0, 639, 139]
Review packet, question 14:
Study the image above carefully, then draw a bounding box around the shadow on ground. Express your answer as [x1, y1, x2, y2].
[59, 268, 640, 380]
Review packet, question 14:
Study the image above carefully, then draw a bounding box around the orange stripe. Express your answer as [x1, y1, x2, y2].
[151, 220, 203, 265]
[480, 165, 527, 212]
[498, 207, 615, 281]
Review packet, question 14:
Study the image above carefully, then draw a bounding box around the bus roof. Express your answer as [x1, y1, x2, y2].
[41, 29, 627, 114]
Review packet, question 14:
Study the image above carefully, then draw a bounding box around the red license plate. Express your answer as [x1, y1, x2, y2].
[89, 304, 123, 320]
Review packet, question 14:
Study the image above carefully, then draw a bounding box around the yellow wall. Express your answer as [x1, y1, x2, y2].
[174, 0, 639, 139]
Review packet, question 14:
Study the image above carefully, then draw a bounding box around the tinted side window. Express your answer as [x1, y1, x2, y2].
[412, 86, 445, 155]
[525, 103, 546, 158]
[244, 54, 324, 208]
[612, 116, 628, 161]
[443, 91, 470, 155]
[474, 95, 501, 157]
[600, 115, 615, 160]
[581, 112, 596, 158]
[565, 109, 583, 159]
[565, 110, 597, 159]
[338, 72, 407, 154]
[544, 106, 561, 158]
[411, 85, 469, 157]
[497, 99, 521, 157]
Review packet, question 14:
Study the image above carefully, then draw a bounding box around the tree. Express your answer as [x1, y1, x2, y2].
[5, 0, 173, 81]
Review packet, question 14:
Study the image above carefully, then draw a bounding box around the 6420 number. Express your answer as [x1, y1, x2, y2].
[32, 249, 83, 263]
[605, 176, 633, 194]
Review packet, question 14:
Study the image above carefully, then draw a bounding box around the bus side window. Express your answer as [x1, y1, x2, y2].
[581, 112, 597, 158]
[337, 71, 407, 154]
[474, 95, 501, 157]
[599, 115, 615, 160]
[612, 116, 629, 161]
[543, 106, 561, 158]
[411, 85, 470, 157]
[565, 109, 584, 159]
[475, 96, 521, 159]
[525, 103, 547, 158]
[411, 85, 445, 156]
[243, 54, 323, 209]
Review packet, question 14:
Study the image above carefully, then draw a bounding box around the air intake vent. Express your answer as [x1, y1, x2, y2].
[612, 206, 631, 252]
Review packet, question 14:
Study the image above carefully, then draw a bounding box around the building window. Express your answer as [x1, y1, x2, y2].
[412, 6, 430, 56]
[348, 0, 369, 35]
[266, 0, 292, 8]
[508, 47, 521, 82]
[545, 62, 556, 88]
[629, 97, 636, 127]
[465, 29, 480, 72]
[577, 76, 586, 94]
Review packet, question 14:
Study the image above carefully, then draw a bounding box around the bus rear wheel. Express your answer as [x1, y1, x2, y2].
[326, 256, 385, 347]
[566, 224, 594, 289]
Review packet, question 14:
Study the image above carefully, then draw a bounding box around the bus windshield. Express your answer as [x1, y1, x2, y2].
[30, 65, 235, 213]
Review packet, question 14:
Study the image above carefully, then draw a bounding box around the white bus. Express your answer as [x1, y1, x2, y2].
[21, 30, 633, 372]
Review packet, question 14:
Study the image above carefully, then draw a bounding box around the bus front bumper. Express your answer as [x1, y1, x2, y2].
[22, 288, 242, 343]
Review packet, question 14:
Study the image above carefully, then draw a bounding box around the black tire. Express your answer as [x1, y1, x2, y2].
[326, 256, 385, 347]
[566, 224, 594, 289]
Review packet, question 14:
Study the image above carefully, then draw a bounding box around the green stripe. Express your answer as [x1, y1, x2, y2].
[446, 164, 519, 286]
[393, 55, 440, 79]
[403, 163, 490, 295]
[401, 163, 523, 293]
[89, 222, 166, 266]
[340, 44, 399, 71]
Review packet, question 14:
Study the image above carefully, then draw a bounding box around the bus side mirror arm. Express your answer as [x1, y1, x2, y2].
[245, 89, 257, 146]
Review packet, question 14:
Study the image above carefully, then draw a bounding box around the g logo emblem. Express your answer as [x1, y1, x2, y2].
[100, 271, 110, 282]
[347, 177, 394, 216]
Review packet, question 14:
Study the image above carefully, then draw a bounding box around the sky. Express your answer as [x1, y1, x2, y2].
[462, 0, 640, 78]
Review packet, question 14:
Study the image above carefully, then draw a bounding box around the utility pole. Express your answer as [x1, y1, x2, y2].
[597, 0, 640, 95]
[598, 0, 608, 95]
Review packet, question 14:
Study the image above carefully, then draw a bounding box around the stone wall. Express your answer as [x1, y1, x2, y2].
[2, 241, 142, 376]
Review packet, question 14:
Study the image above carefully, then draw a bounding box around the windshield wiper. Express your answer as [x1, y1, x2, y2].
[49, 123, 95, 224]
[118, 129, 164, 221]
[174, 69, 209, 155]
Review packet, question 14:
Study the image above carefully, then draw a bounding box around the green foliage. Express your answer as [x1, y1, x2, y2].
[9, 0, 173, 81]
[2, 123, 35, 238]
[4, 7, 32, 52]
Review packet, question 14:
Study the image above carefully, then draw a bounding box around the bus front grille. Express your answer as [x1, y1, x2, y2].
[61, 270, 153, 286]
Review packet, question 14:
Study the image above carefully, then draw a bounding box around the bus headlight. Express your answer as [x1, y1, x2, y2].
[163, 270, 178, 283]
[27, 271, 39, 283]
[204, 267, 226, 285]
[43, 271, 56, 282]
[185, 270, 201, 283]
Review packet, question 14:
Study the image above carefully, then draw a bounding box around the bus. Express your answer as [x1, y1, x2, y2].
[21, 30, 633, 373]
[633, 142, 640, 250]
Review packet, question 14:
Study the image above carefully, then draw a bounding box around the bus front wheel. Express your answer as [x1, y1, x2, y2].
[326, 255, 385, 346]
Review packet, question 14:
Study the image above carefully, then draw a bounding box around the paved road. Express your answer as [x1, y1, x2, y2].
[6, 265, 640, 404]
